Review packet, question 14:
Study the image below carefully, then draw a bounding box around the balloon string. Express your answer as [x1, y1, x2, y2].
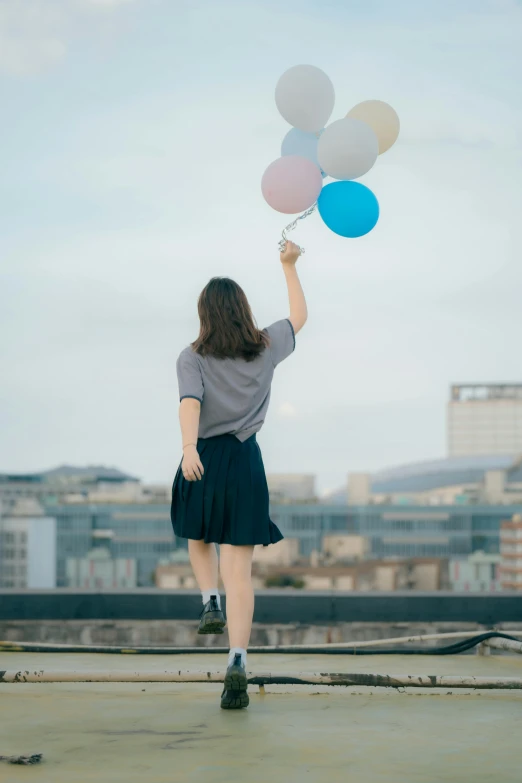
[278, 203, 317, 254]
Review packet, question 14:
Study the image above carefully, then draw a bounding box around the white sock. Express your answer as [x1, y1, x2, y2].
[228, 647, 247, 668]
[202, 590, 220, 608]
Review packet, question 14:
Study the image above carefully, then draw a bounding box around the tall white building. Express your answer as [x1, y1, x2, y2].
[447, 384, 522, 457]
[0, 500, 56, 588]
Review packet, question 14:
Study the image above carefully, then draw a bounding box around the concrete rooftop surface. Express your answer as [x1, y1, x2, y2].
[1, 651, 521, 783]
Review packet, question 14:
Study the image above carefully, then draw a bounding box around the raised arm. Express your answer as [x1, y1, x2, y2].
[280, 241, 308, 335]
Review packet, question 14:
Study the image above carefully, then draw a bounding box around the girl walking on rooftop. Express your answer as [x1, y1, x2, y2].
[171, 240, 307, 710]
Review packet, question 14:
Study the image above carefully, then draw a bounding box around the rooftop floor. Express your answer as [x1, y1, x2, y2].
[1, 651, 521, 783]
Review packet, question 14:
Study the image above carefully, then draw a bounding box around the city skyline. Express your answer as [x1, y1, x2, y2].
[1, 0, 521, 495]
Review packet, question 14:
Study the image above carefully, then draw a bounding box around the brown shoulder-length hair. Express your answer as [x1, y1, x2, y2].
[192, 277, 269, 361]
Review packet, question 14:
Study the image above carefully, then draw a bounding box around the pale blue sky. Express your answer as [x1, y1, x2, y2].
[1, 0, 521, 493]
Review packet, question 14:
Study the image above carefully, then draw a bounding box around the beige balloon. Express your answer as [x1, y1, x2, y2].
[347, 100, 400, 154]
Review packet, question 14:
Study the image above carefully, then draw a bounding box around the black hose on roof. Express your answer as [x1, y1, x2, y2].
[0, 631, 517, 655]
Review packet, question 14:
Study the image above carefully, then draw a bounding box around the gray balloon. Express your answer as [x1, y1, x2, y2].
[275, 64, 335, 133]
[318, 118, 379, 180]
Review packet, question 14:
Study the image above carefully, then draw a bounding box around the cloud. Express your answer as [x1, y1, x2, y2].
[398, 89, 522, 150]
[0, 1, 67, 75]
[0, 0, 137, 75]
[278, 402, 298, 419]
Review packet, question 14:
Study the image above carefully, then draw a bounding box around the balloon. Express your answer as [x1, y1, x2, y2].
[317, 181, 379, 238]
[347, 100, 400, 154]
[317, 118, 378, 180]
[261, 155, 323, 214]
[281, 128, 326, 177]
[275, 64, 335, 133]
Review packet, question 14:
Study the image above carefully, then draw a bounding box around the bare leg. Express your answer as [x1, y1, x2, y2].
[219, 544, 255, 649]
[188, 539, 219, 591]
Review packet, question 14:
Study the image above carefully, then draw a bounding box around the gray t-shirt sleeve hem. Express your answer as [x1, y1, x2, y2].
[176, 348, 204, 402]
[180, 394, 203, 403]
[286, 318, 296, 352]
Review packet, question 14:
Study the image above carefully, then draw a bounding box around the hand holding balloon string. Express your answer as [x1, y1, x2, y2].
[280, 240, 302, 265]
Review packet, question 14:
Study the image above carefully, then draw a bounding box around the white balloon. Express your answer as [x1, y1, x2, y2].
[275, 64, 335, 133]
[317, 118, 379, 180]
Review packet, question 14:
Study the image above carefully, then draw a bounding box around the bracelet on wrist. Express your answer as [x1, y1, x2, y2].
[183, 443, 196, 450]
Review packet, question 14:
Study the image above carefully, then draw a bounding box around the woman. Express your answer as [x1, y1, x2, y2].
[171, 240, 307, 710]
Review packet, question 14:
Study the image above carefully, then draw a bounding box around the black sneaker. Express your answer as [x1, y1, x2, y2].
[220, 653, 249, 710]
[197, 596, 226, 635]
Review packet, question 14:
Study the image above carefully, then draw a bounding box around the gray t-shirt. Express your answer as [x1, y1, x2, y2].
[176, 319, 295, 442]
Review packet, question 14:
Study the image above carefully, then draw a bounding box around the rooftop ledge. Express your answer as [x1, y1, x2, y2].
[1, 590, 522, 623]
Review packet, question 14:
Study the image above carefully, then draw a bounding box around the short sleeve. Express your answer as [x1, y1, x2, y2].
[176, 348, 204, 403]
[265, 319, 296, 367]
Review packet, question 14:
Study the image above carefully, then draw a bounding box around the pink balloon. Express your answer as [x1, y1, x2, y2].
[261, 155, 323, 214]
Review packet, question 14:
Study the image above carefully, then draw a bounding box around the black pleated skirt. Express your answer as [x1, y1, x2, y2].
[170, 433, 284, 546]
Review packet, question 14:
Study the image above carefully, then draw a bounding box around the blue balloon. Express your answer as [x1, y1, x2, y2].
[317, 181, 379, 238]
[281, 128, 325, 177]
